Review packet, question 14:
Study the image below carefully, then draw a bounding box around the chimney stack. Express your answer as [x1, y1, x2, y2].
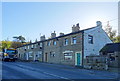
[76, 23, 79, 27]
[51, 31, 56, 38]
[96, 21, 102, 27]
[40, 35, 46, 41]
[60, 33, 64, 36]
[72, 23, 80, 32]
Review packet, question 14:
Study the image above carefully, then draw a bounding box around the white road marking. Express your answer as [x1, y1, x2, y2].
[3, 62, 75, 80]
[43, 72, 75, 81]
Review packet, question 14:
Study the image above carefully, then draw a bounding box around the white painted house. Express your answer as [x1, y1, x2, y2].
[83, 21, 112, 58]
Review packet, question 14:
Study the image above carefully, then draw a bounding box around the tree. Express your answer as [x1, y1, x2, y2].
[0, 41, 2, 51]
[104, 21, 116, 41]
[114, 35, 120, 43]
[1, 41, 12, 49]
[0, 36, 29, 50]
[11, 42, 24, 49]
[13, 35, 26, 43]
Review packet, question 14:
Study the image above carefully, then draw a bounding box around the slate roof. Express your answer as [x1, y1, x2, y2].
[100, 43, 120, 53]
[17, 26, 97, 48]
[41, 26, 97, 41]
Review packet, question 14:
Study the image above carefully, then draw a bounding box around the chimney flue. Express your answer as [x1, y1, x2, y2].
[72, 23, 80, 32]
[40, 35, 46, 41]
[60, 33, 64, 36]
[76, 23, 79, 27]
[51, 31, 56, 38]
[96, 21, 102, 27]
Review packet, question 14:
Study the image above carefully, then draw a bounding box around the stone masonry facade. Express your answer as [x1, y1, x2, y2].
[17, 23, 83, 66]
[17, 21, 112, 67]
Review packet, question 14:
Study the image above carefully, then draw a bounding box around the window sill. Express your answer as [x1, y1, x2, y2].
[71, 43, 77, 45]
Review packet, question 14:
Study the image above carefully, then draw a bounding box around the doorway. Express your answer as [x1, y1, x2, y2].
[45, 53, 48, 62]
[75, 52, 82, 66]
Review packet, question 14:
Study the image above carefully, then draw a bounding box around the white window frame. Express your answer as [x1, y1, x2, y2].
[64, 53, 72, 60]
[34, 44, 37, 48]
[88, 35, 93, 44]
[47, 41, 51, 46]
[31, 44, 34, 48]
[28, 45, 29, 49]
[64, 38, 68, 46]
[53, 41, 57, 46]
[50, 52, 55, 58]
[40, 43, 42, 47]
[71, 37, 77, 44]
[29, 51, 33, 57]
[24, 46, 26, 49]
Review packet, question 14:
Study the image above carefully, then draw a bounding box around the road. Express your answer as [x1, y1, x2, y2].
[2, 62, 119, 81]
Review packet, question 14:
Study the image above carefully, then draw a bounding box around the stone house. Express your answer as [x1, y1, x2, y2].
[17, 21, 112, 67]
[43, 27, 83, 66]
[17, 41, 43, 61]
[43, 21, 112, 67]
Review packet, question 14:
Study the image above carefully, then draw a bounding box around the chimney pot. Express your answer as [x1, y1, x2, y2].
[72, 23, 80, 32]
[60, 33, 64, 36]
[51, 31, 56, 38]
[40, 35, 46, 41]
[96, 21, 102, 27]
[76, 23, 79, 27]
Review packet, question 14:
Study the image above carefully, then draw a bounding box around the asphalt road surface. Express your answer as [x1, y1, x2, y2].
[2, 62, 119, 81]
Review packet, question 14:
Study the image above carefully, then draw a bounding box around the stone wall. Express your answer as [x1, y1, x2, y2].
[84, 55, 108, 70]
[43, 32, 83, 66]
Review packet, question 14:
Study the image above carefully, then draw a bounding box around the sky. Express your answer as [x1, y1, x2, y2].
[2, 2, 118, 42]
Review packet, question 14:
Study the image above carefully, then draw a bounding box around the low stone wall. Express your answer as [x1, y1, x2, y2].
[84, 55, 108, 70]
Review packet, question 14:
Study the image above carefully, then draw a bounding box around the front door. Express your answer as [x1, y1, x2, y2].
[75, 52, 82, 66]
[34, 52, 38, 61]
[26, 53, 29, 60]
[45, 53, 48, 62]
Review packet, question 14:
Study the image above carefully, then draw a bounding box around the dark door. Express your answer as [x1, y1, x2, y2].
[45, 53, 48, 62]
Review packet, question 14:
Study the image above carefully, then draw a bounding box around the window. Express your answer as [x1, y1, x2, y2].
[65, 38, 68, 45]
[24, 46, 27, 51]
[64, 53, 72, 60]
[24, 46, 26, 49]
[28, 46, 30, 49]
[19, 54, 20, 58]
[38, 51, 42, 58]
[47, 41, 51, 46]
[31, 45, 34, 48]
[40, 43, 42, 47]
[88, 35, 93, 44]
[34, 44, 37, 48]
[72, 37, 77, 44]
[53, 41, 57, 46]
[50, 52, 55, 57]
[29, 52, 33, 57]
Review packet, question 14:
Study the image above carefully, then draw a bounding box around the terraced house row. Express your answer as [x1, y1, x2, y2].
[17, 21, 112, 67]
